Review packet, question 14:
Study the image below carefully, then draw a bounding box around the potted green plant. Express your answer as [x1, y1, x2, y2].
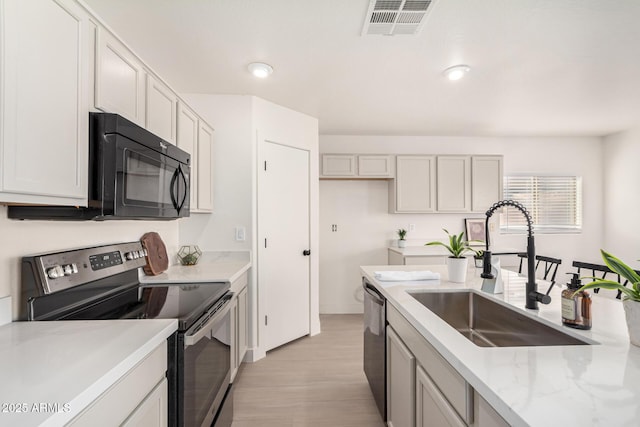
[397, 229, 407, 248]
[575, 250, 640, 346]
[425, 229, 480, 283]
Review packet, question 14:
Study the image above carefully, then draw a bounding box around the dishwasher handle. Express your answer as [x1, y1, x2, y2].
[363, 279, 384, 305]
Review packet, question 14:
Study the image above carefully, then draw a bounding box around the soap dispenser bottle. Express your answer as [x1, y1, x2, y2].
[561, 273, 592, 330]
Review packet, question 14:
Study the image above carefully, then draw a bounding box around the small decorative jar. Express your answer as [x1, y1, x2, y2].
[177, 245, 202, 266]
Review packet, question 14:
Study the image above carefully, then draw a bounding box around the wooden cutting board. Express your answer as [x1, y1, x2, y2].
[140, 232, 169, 276]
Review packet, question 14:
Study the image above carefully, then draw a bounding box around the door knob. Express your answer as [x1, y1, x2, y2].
[302, 249, 311, 256]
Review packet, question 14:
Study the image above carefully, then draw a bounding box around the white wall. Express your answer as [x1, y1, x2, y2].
[0, 206, 178, 318]
[178, 94, 254, 251]
[603, 127, 640, 268]
[320, 135, 604, 313]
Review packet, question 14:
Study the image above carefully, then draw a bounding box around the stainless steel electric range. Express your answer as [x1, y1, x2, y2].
[20, 241, 233, 427]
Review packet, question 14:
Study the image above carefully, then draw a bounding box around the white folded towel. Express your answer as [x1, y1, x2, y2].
[373, 271, 440, 282]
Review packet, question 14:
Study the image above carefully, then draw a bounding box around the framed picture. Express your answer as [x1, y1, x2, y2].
[465, 218, 486, 246]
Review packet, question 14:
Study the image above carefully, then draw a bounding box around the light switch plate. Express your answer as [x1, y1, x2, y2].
[235, 227, 246, 241]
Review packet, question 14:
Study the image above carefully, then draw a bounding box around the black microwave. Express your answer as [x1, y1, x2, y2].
[9, 113, 190, 220]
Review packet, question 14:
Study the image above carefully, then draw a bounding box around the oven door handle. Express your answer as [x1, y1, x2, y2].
[184, 293, 234, 348]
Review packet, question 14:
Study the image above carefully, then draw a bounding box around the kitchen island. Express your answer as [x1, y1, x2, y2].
[361, 264, 640, 426]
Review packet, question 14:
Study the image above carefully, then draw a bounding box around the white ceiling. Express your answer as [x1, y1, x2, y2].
[83, 0, 640, 137]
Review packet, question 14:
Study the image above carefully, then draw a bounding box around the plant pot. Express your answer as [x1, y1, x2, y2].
[623, 299, 640, 347]
[398, 239, 406, 248]
[447, 257, 468, 283]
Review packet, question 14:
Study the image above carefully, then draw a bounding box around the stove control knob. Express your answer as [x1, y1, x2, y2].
[46, 265, 64, 279]
[125, 252, 135, 260]
[62, 264, 78, 276]
[138, 250, 146, 258]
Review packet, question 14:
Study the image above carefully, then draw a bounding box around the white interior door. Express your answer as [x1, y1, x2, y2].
[259, 141, 310, 351]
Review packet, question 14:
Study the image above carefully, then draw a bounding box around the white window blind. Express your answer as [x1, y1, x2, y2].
[501, 176, 582, 233]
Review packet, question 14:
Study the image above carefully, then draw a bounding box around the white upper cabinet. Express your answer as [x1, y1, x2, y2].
[95, 27, 146, 126]
[471, 156, 503, 213]
[146, 74, 177, 144]
[436, 156, 471, 212]
[321, 154, 356, 177]
[391, 156, 436, 213]
[0, 0, 90, 205]
[197, 121, 214, 212]
[177, 102, 199, 210]
[321, 154, 394, 178]
[358, 155, 393, 177]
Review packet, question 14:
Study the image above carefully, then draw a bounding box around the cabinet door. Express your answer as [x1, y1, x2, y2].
[321, 154, 356, 177]
[473, 392, 510, 427]
[197, 120, 214, 211]
[387, 326, 416, 427]
[437, 156, 471, 212]
[393, 156, 436, 213]
[471, 156, 503, 213]
[1, 0, 90, 205]
[121, 378, 168, 427]
[416, 364, 465, 427]
[146, 74, 177, 143]
[358, 155, 393, 177]
[177, 102, 199, 210]
[95, 27, 145, 125]
[230, 296, 239, 382]
[238, 286, 248, 366]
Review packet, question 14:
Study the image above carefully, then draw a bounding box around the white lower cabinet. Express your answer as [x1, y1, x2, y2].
[473, 392, 509, 427]
[387, 326, 416, 427]
[122, 378, 168, 427]
[416, 364, 465, 427]
[68, 341, 168, 426]
[231, 272, 248, 382]
[388, 304, 512, 427]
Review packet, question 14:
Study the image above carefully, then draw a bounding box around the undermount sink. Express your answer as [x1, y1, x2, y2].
[408, 290, 590, 347]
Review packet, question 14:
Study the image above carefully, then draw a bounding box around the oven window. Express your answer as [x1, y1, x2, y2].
[183, 308, 231, 426]
[124, 150, 176, 206]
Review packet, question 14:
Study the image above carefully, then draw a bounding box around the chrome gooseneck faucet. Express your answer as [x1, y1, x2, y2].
[481, 200, 551, 310]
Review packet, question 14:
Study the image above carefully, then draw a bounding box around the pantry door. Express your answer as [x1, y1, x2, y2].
[258, 140, 310, 351]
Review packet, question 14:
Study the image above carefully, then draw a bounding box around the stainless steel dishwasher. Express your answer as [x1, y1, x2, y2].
[363, 278, 386, 421]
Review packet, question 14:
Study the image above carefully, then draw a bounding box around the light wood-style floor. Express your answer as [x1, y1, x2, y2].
[231, 314, 385, 427]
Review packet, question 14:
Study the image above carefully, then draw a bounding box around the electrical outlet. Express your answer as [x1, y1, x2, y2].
[235, 226, 246, 241]
[409, 224, 416, 232]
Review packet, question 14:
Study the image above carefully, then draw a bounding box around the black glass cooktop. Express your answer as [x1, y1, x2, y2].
[140, 282, 229, 330]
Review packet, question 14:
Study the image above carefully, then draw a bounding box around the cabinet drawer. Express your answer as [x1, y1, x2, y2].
[388, 304, 473, 424]
[68, 342, 167, 426]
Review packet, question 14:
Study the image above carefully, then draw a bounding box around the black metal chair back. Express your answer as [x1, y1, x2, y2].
[518, 253, 562, 295]
[571, 261, 640, 300]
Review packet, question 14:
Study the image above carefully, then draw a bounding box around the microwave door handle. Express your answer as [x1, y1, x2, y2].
[177, 166, 188, 211]
[169, 167, 180, 210]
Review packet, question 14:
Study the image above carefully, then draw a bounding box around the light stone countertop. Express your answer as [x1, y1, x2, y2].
[139, 251, 251, 284]
[0, 319, 177, 426]
[361, 264, 639, 427]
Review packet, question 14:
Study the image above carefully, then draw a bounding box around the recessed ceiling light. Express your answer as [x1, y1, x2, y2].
[443, 64, 470, 81]
[248, 62, 273, 79]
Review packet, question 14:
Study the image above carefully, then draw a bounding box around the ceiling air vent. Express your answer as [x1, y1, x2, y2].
[362, 0, 433, 36]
